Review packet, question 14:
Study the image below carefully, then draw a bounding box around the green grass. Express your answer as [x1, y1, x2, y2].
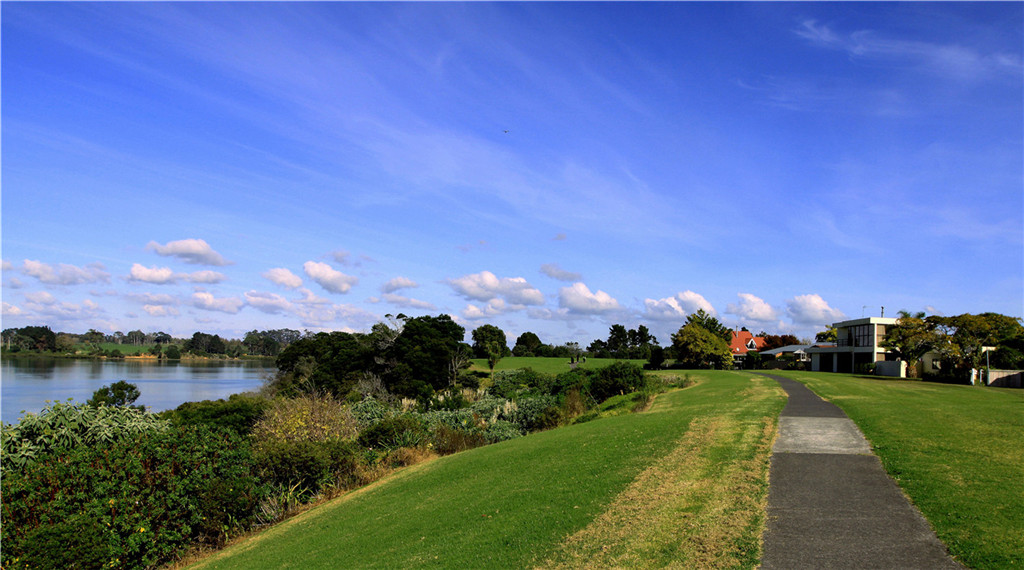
[468, 356, 648, 375]
[97, 343, 157, 355]
[189, 371, 784, 569]
[772, 371, 1023, 569]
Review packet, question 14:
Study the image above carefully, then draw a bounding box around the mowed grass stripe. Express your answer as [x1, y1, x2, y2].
[775, 372, 1024, 569]
[190, 372, 784, 569]
[540, 375, 782, 569]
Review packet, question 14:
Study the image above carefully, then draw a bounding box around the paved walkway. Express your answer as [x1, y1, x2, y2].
[757, 373, 962, 569]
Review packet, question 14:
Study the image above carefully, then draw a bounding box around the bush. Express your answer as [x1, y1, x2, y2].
[357, 414, 428, 450]
[254, 439, 362, 494]
[590, 362, 645, 402]
[1, 401, 168, 471]
[506, 395, 560, 432]
[161, 393, 268, 436]
[351, 397, 390, 428]
[483, 420, 522, 444]
[1, 424, 266, 569]
[252, 394, 358, 444]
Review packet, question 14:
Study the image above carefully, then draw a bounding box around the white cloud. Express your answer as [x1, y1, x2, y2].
[559, 282, 622, 314]
[186, 270, 227, 284]
[21, 260, 110, 285]
[263, 267, 303, 289]
[146, 238, 231, 266]
[463, 298, 512, 319]
[304, 261, 358, 294]
[22, 292, 105, 320]
[191, 292, 244, 314]
[381, 292, 435, 310]
[126, 264, 224, 284]
[644, 290, 715, 320]
[786, 294, 846, 325]
[540, 263, 582, 282]
[244, 290, 293, 314]
[143, 304, 179, 317]
[295, 287, 330, 305]
[125, 292, 178, 306]
[2, 302, 23, 316]
[128, 264, 178, 284]
[1, 260, 12, 271]
[447, 271, 545, 306]
[24, 291, 57, 304]
[382, 276, 418, 293]
[726, 293, 779, 322]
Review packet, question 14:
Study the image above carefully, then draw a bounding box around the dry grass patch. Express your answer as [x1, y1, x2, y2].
[539, 377, 780, 570]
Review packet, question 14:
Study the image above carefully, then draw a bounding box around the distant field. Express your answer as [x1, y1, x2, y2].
[468, 356, 649, 375]
[97, 343, 157, 355]
[189, 371, 785, 569]
[774, 371, 1023, 569]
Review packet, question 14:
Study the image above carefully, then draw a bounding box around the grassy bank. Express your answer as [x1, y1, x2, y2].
[190, 371, 784, 569]
[773, 371, 1023, 569]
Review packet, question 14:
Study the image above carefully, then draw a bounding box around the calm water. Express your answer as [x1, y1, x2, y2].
[1, 358, 276, 425]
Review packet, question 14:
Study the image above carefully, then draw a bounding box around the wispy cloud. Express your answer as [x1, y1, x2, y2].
[126, 264, 227, 285]
[540, 263, 581, 282]
[21, 260, 111, 285]
[796, 19, 1022, 82]
[147, 239, 232, 266]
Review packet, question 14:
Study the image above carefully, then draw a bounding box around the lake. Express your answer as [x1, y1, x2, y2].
[1, 358, 276, 425]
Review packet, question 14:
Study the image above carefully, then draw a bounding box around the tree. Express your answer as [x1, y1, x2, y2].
[56, 334, 77, 353]
[815, 327, 838, 343]
[471, 324, 510, 359]
[512, 331, 543, 357]
[760, 334, 801, 351]
[126, 330, 146, 346]
[164, 345, 181, 359]
[685, 310, 731, 343]
[87, 381, 144, 411]
[486, 341, 504, 376]
[880, 311, 942, 378]
[383, 314, 467, 399]
[672, 322, 734, 369]
[929, 313, 1024, 378]
[83, 329, 105, 346]
[606, 324, 629, 357]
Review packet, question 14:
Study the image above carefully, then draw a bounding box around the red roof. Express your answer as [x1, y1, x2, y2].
[729, 330, 766, 354]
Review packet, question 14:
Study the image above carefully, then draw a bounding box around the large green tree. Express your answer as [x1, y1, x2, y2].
[671, 322, 733, 369]
[880, 311, 943, 378]
[384, 314, 468, 399]
[685, 310, 731, 343]
[471, 324, 510, 359]
[929, 313, 1024, 377]
[512, 331, 543, 357]
[87, 381, 144, 411]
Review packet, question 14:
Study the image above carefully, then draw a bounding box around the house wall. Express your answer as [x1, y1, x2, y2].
[875, 361, 906, 378]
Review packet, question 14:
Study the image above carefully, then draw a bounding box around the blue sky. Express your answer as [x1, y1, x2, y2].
[2, 2, 1021, 347]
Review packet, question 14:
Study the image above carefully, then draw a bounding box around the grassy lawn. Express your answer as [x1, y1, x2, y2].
[189, 371, 784, 569]
[97, 342, 157, 355]
[772, 371, 1024, 569]
[468, 356, 649, 375]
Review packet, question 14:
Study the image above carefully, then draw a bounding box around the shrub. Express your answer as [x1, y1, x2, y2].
[254, 439, 362, 494]
[1, 424, 266, 569]
[506, 395, 560, 432]
[590, 362, 645, 401]
[351, 397, 390, 428]
[161, 393, 268, 436]
[357, 414, 428, 450]
[483, 420, 522, 444]
[252, 394, 358, 444]
[1, 401, 168, 471]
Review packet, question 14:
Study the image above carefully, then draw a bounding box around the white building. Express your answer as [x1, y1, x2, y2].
[807, 317, 900, 374]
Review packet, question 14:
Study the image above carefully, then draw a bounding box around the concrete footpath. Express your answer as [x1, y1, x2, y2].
[757, 373, 962, 569]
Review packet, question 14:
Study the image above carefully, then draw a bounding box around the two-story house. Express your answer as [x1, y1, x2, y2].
[807, 317, 899, 374]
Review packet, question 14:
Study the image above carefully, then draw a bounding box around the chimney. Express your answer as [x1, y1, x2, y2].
[881, 306, 885, 318]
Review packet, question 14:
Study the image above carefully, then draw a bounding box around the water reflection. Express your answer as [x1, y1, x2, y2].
[1, 358, 276, 424]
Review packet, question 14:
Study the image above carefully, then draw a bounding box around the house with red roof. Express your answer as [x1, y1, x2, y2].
[729, 330, 766, 367]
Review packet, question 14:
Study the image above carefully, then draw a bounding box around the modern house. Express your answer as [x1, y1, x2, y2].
[729, 330, 766, 367]
[807, 317, 900, 374]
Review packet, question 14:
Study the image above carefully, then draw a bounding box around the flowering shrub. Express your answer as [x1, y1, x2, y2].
[252, 394, 358, 444]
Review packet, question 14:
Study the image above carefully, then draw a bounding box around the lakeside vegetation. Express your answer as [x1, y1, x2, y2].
[774, 371, 1024, 569]
[189, 371, 785, 570]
